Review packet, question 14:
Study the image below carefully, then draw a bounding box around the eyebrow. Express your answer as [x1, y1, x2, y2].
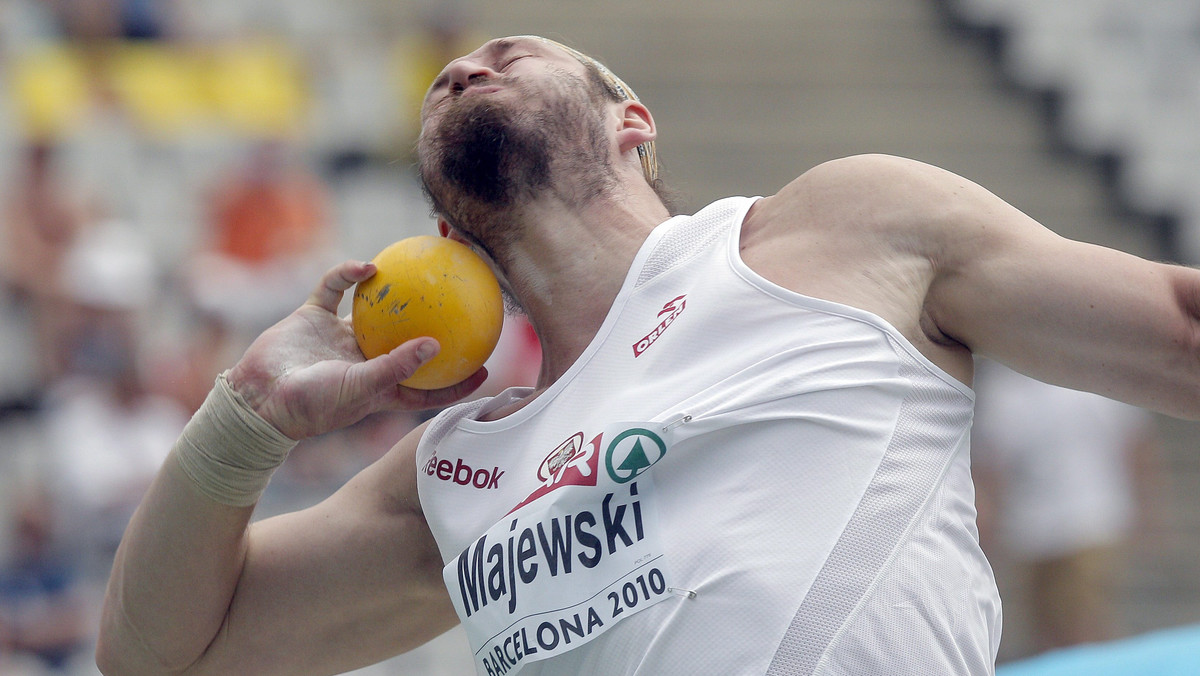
[491, 38, 519, 55]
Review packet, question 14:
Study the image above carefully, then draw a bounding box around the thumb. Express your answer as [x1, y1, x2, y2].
[349, 337, 441, 397]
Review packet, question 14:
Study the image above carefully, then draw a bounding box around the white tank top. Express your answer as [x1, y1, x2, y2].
[416, 197, 999, 676]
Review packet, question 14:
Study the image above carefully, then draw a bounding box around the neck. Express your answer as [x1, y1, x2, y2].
[494, 186, 671, 388]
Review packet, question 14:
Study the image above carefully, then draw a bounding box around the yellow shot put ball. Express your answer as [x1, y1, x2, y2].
[352, 236, 504, 390]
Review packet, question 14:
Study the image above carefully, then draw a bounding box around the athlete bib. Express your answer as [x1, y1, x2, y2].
[443, 422, 679, 676]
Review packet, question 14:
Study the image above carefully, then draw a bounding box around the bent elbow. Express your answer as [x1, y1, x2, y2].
[95, 631, 145, 676]
[95, 620, 161, 676]
[95, 603, 194, 676]
[95, 635, 193, 676]
[95, 631, 128, 676]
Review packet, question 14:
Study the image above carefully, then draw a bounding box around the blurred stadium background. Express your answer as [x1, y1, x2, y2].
[0, 0, 1197, 674]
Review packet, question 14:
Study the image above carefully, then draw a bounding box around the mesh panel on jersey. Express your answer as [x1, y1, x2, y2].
[765, 345, 972, 675]
[634, 199, 741, 289]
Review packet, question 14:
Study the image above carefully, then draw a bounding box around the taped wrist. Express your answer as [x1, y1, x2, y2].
[173, 372, 297, 507]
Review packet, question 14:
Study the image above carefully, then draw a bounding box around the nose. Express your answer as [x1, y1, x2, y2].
[445, 57, 499, 93]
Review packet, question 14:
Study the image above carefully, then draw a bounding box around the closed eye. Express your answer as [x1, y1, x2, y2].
[501, 54, 532, 70]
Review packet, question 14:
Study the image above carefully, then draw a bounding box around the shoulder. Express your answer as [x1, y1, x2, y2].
[741, 154, 1037, 380]
[771, 154, 992, 228]
[744, 153, 1000, 272]
[757, 153, 1038, 274]
[788, 153, 941, 186]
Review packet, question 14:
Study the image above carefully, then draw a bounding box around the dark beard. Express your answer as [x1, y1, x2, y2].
[417, 97, 551, 253]
[424, 100, 551, 211]
[417, 76, 615, 250]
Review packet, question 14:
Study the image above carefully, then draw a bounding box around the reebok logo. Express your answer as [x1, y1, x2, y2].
[632, 294, 686, 357]
[424, 454, 504, 489]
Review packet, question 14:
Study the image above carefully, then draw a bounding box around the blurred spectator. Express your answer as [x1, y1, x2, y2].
[45, 0, 183, 42]
[143, 309, 236, 415]
[972, 360, 1164, 657]
[186, 139, 338, 348]
[0, 486, 90, 674]
[0, 142, 94, 392]
[37, 219, 188, 575]
[204, 140, 328, 264]
[37, 0, 190, 128]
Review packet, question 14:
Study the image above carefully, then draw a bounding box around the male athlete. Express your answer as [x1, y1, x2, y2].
[97, 36, 1200, 675]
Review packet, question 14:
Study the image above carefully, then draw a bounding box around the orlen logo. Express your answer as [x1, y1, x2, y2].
[424, 454, 504, 490]
[632, 294, 686, 357]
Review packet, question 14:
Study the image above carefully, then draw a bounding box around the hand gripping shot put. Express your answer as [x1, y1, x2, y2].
[353, 236, 504, 390]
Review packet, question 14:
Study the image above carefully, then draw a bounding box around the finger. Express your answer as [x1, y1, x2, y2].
[408, 366, 489, 409]
[346, 337, 441, 398]
[345, 339, 492, 414]
[307, 260, 376, 314]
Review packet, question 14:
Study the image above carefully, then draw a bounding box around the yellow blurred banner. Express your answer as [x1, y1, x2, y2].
[9, 40, 308, 140]
[9, 44, 92, 140]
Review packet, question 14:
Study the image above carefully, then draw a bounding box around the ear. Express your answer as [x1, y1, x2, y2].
[437, 217, 471, 247]
[615, 100, 655, 154]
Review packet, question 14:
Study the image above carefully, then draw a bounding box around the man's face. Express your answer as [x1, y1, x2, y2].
[419, 37, 591, 122]
[416, 37, 617, 248]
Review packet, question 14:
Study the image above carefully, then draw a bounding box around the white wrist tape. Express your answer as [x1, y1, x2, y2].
[173, 372, 297, 507]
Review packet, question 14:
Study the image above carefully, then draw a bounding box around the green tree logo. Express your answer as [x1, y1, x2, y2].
[605, 428, 668, 483]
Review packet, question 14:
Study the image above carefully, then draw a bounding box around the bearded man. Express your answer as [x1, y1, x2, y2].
[97, 36, 1200, 676]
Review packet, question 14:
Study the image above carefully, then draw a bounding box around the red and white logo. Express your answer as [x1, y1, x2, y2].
[632, 294, 687, 357]
[509, 431, 600, 513]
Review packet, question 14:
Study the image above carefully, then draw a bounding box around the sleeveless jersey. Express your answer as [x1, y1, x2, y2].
[415, 196, 1000, 675]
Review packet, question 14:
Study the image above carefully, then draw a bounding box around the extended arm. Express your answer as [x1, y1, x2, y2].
[96, 261, 486, 675]
[757, 154, 1200, 418]
[916, 159, 1200, 418]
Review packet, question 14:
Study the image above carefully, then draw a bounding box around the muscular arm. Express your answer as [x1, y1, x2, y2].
[909, 157, 1200, 418]
[97, 261, 485, 675]
[99, 427, 456, 676]
[756, 154, 1200, 419]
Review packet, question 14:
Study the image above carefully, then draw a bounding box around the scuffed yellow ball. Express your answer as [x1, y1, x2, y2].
[352, 236, 503, 390]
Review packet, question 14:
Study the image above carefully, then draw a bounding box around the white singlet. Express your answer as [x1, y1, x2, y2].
[416, 196, 1000, 676]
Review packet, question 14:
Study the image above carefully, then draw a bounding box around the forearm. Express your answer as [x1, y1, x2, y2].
[98, 456, 255, 674]
[938, 234, 1200, 419]
[97, 375, 296, 674]
[98, 452, 461, 676]
[1090, 262, 1200, 419]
